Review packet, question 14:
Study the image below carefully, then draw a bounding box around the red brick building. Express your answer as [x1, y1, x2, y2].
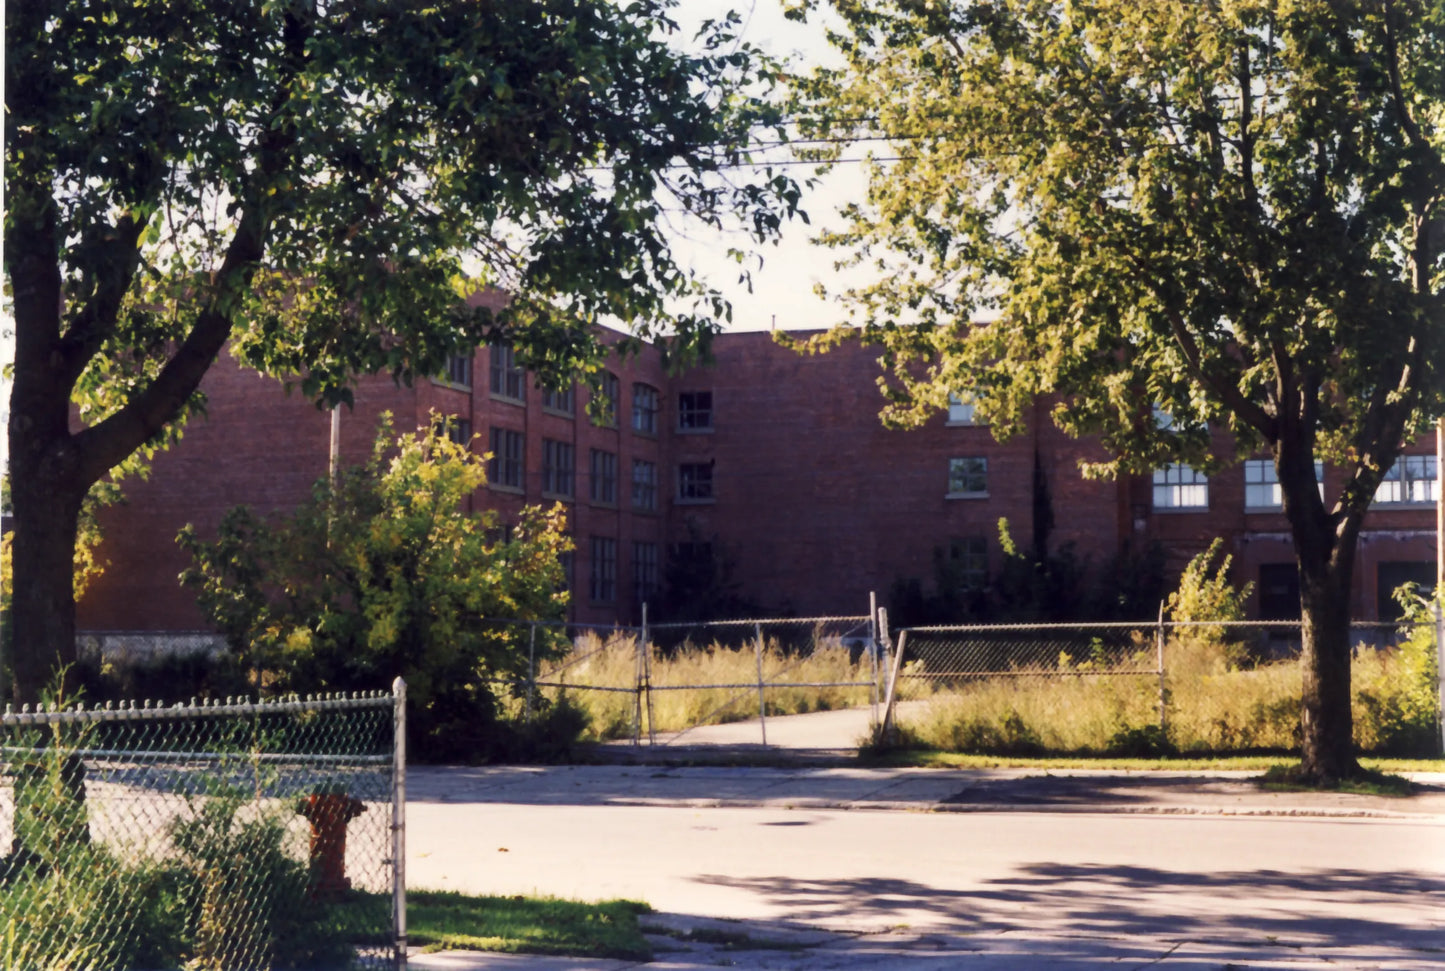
[77, 328, 1439, 633]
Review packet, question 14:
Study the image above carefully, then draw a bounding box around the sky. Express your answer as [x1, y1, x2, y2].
[0, 0, 862, 434]
[667, 0, 867, 334]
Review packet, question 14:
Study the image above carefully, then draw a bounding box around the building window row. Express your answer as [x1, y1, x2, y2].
[542, 439, 575, 498]
[487, 342, 716, 438]
[1153, 463, 1209, 510]
[633, 459, 658, 511]
[572, 536, 662, 605]
[947, 456, 988, 498]
[590, 449, 618, 505]
[590, 536, 617, 603]
[678, 391, 713, 431]
[678, 461, 715, 502]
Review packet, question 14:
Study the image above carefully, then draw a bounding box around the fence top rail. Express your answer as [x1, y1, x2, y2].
[477, 617, 641, 632]
[0, 745, 391, 767]
[2, 690, 393, 727]
[900, 619, 1424, 634]
[649, 615, 870, 630]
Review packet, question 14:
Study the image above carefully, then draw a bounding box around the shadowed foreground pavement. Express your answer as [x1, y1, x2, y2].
[405, 761, 1445, 970]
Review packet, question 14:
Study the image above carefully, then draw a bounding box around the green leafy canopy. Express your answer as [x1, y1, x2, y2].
[793, 0, 1445, 490]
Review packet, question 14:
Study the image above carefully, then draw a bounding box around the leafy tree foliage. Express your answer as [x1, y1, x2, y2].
[179, 415, 570, 760]
[794, 0, 1445, 782]
[4, 0, 803, 702]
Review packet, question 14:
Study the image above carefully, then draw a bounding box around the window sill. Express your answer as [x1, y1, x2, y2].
[488, 483, 525, 496]
[945, 491, 989, 500]
[675, 497, 716, 506]
[541, 407, 575, 419]
[1153, 505, 1209, 514]
[631, 505, 660, 516]
[432, 378, 473, 393]
[589, 500, 618, 510]
[1373, 501, 1438, 510]
[540, 492, 575, 503]
[491, 392, 525, 407]
[631, 428, 659, 439]
[945, 420, 985, 428]
[676, 427, 715, 435]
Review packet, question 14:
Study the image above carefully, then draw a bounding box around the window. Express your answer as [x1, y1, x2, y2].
[1153, 463, 1208, 509]
[632, 459, 658, 511]
[593, 371, 620, 427]
[439, 416, 471, 447]
[541, 383, 574, 415]
[487, 428, 524, 490]
[947, 457, 988, 497]
[1258, 563, 1300, 620]
[1245, 459, 1324, 509]
[489, 342, 524, 400]
[947, 393, 977, 426]
[442, 353, 472, 388]
[1377, 561, 1435, 620]
[542, 439, 574, 498]
[589, 449, 617, 505]
[590, 536, 617, 602]
[1375, 455, 1437, 504]
[633, 541, 659, 604]
[946, 536, 989, 588]
[678, 391, 713, 431]
[632, 383, 659, 434]
[678, 462, 714, 501]
[557, 550, 574, 592]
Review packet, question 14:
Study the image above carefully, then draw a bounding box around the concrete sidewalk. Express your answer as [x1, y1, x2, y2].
[404, 763, 1445, 969]
[407, 762, 1445, 820]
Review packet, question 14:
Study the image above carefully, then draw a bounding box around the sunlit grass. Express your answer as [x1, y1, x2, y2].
[408, 890, 652, 959]
[889, 634, 1439, 758]
[537, 633, 878, 740]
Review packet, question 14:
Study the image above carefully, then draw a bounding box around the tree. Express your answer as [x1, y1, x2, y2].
[795, 0, 1445, 782]
[179, 414, 570, 758]
[4, 0, 803, 703]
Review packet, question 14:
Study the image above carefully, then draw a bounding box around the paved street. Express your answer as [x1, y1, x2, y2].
[405, 764, 1445, 969]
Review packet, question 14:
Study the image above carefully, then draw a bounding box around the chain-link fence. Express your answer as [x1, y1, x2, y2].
[882, 619, 1444, 756]
[489, 612, 882, 746]
[1, 683, 406, 970]
[643, 615, 879, 745]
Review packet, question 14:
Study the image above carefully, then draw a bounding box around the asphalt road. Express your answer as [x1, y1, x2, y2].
[405, 765, 1445, 969]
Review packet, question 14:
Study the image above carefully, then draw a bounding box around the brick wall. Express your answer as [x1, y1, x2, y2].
[77, 327, 1439, 633]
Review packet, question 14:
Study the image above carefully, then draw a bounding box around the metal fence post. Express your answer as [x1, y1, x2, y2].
[754, 621, 768, 746]
[632, 609, 645, 746]
[1435, 601, 1445, 756]
[392, 676, 408, 968]
[880, 628, 908, 744]
[1156, 603, 1168, 738]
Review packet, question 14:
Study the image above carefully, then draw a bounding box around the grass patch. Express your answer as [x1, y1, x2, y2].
[407, 890, 653, 960]
[885, 633, 1440, 759]
[1260, 764, 1418, 797]
[855, 748, 1445, 776]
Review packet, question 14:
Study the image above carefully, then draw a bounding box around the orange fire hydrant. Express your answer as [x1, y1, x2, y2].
[296, 790, 366, 900]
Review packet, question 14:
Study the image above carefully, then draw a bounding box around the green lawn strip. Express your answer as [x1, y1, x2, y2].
[407, 890, 653, 960]
[854, 749, 1445, 777]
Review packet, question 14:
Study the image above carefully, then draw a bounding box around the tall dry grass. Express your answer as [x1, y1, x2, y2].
[896, 633, 1439, 756]
[536, 632, 877, 740]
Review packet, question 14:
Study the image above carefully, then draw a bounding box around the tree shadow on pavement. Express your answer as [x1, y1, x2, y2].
[691, 864, 1445, 952]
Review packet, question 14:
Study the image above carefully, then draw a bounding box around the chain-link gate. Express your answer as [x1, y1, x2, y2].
[641, 615, 879, 745]
[1, 681, 406, 970]
[491, 610, 884, 748]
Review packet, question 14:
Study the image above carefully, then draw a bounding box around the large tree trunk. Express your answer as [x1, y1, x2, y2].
[5, 462, 86, 706]
[1297, 556, 1361, 783]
